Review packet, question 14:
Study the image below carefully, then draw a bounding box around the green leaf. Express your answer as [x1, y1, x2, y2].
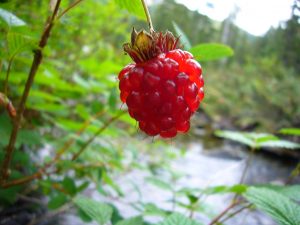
[62, 177, 77, 196]
[0, 8, 26, 26]
[159, 213, 203, 225]
[145, 177, 173, 191]
[114, 0, 146, 20]
[7, 32, 34, 59]
[215, 130, 300, 149]
[203, 184, 248, 195]
[0, 185, 23, 205]
[48, 193, 68, 210]
[215, 130, 255, 148]
[74, 196, 113, 225]
[256, 185, 300, 201]
[244, 187, 300, 225]
[259, 140, 300, 150]
[190, 43, 233, 61]
[279, 128, 300, 136]
[109, 88, 118, 112]
[172, 22, 191, 50]
[143, 203, 169, 216]
[116, 216, 143, 225]
[77, 208, 93, 222]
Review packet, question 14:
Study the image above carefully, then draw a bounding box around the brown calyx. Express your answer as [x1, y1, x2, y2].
[123, 28, 181, 63]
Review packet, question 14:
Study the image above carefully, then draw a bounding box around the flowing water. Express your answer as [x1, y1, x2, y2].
[62, 127, 298, 225]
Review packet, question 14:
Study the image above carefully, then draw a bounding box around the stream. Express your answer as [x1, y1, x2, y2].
[62, 127, 298, 225]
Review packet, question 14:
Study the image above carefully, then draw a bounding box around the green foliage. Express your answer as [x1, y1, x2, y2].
[6, 32, 35, 59]
[0, 1, 299, 225]
[48, 193, 68, 210]
[190, 43, 234, 61]
[279, 128, 300, 136]
[146, 176, 173, 191]
[244, 187, 300, 225]
[114, 0, 146, 20]
[158, 213, 203, 225]
[116, 216, 143, 225]
[74, 196, 113, 225]
[215, 130, 300, 149]
[256, 185, 300, 201]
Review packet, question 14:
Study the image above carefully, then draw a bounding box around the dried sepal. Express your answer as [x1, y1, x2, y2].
[124, 28, 181, 63]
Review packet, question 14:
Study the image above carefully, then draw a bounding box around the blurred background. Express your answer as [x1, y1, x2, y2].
[0, 0, 299, 225]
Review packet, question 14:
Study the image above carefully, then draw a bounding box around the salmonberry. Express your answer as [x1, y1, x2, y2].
[118, 28, 204, 138]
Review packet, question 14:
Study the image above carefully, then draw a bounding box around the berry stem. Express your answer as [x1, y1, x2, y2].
[141, 0, 154, 32]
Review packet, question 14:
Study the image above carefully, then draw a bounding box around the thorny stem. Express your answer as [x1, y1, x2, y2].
[0, 0, 62, 184]
[141, 0, 154, 32]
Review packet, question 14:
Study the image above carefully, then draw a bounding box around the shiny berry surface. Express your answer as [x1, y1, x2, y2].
[118, 49, 204, 138]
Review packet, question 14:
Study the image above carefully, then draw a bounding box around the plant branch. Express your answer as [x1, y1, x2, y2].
[71, 111, 126, 161]
[57, 0, 84, 20]
[4, 58, 13, 95]
[208, 200, 239, 225]
[0, 0, 62, 183]
[0, 111, 124, 188]
[218, 203, 252, 224]
[141, 0, 154, 32]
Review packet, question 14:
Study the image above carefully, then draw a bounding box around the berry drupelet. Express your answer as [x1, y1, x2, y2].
[118, 28, 204, 138]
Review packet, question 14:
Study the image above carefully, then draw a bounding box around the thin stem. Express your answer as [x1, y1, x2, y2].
[71, 111, 126, 161]
[4, 58, 13, 95]
[141, 0, 154, 32]
[1, 110, 106, 188]
[231, 147, 255, 203]
[218, 203, 252, 224]
[208, 201, 239, 225]
[286, 162, 300, 184]
[239, 147, 255, 184]
[57, 0, 84, 20]
[0, 0, 62, 183]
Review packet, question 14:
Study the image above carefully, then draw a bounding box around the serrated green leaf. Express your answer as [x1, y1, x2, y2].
[74, 196, 113, 225]
[190, 43, 233, 61]
[48, 193, 68, 210]
[255, 185, 300, 201]
[172, 22, 191, 50]
[244, 187, 300, 225]
[145, 177, 173, 191]
[279, 128, 300, 136]
[114, 0, 146, 20]
[0, 8, 26, 26]
[7, 32, 34, 58]
[116, 216, 143, 225]
[159, 213, 203, 225]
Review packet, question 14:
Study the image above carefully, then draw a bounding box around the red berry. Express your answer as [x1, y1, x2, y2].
[119, 49, 204, 138]
[119, 29, 204, 138]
